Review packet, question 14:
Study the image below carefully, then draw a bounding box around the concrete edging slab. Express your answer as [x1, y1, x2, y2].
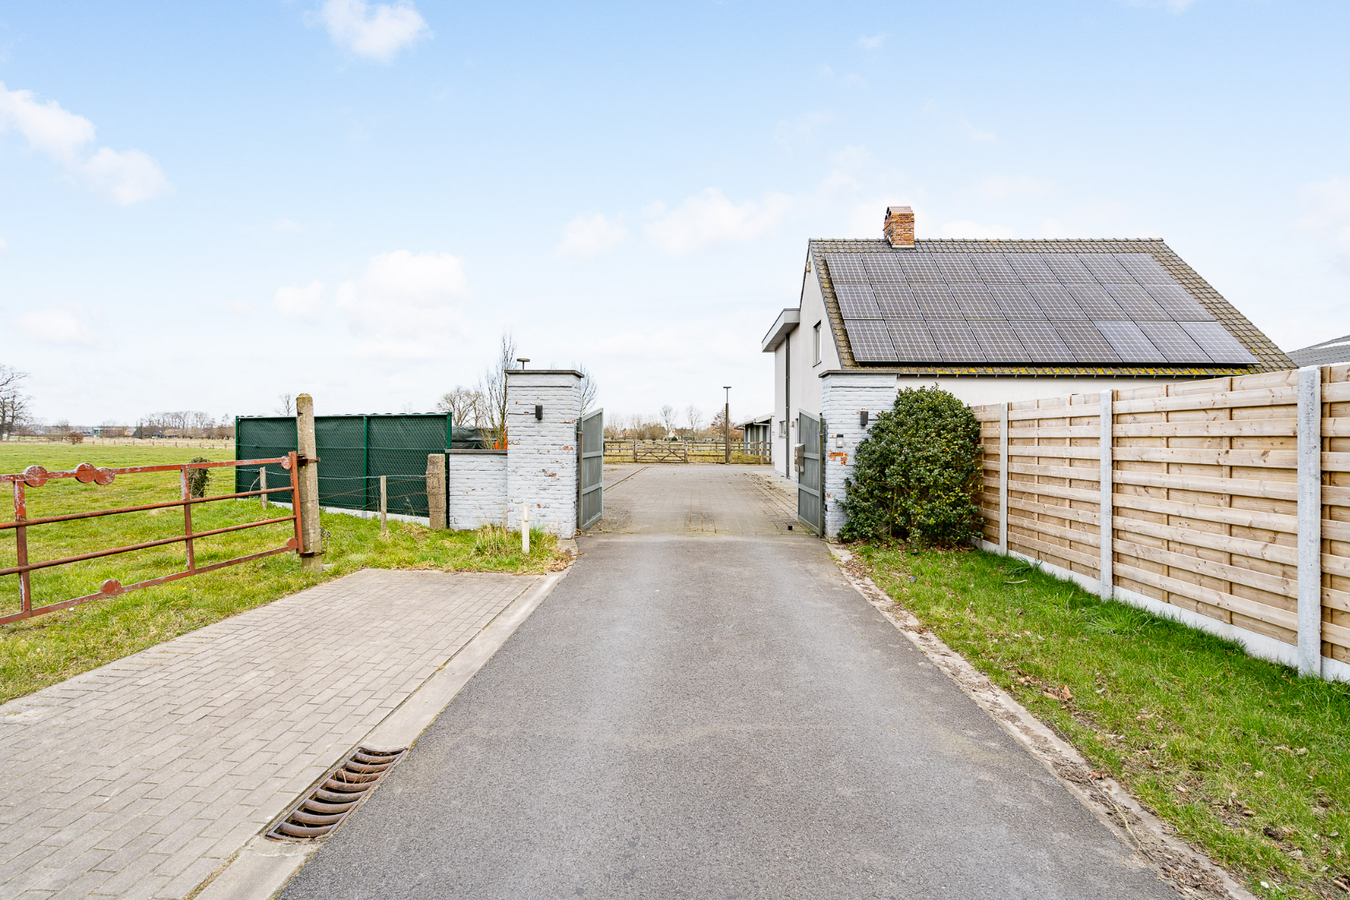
[828, 544, 1258, 900]
[192, 568, 570, 900]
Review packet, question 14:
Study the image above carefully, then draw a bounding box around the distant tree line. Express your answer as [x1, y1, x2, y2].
[604, 404, 743, 442]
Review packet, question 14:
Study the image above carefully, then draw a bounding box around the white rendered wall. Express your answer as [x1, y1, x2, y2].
[820, 373, 900, 538]
[505, 371, 582, 538]
[447, 451, 508, 529]
[771, 267, 839, 481]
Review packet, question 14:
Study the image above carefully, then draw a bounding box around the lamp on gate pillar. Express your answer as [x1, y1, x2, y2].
[723, 385, 732, 465]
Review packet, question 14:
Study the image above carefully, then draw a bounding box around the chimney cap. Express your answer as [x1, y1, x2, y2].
[886, 205, 912, 215]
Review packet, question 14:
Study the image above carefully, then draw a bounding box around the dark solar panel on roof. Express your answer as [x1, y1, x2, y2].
[894, 255, 944, 282]
[1039, 254, 1096, 283]
[927, 320, 986, 362]
[1011, 321, 1075, 363]
[1137, 322, 1209, 364]
[1144, 284, 1214, 321]
[1113, 253, 1173, 284]
[1103, 284, 1170, 321]
[834, 283, 882, 318]
[1025, 283, 1087, 319]
[1003, 253, 1057, 281]
[1054, 322, 1120, 362]
[1096, 321, 1167, 363]
[886, 321, 941, 361]
[969, 322, 1027, 362]
[970, 255, 1019, 283]
[1076, 254, 1131, 282]
[1180, 322, 1257, 364]
[824, 253, 869, 283]
[843, 319, 897, 362]
[988, 283, 1044, 319]
[946, 283, 1004, 320]
[911, 284, 961, 318]
[1067, 285, 1126, 319]
[862, 255, 906, 283]
[935, 255, 980, 281]
[871, 284, 923, 319]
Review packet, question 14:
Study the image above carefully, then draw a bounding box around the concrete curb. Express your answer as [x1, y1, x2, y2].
[828, 544, 1258, 900]
[192, 568, 571, 900]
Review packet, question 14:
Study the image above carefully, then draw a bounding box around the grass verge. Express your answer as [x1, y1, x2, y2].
[0, 444, 568, 704]
[860, 545, 1350, 900]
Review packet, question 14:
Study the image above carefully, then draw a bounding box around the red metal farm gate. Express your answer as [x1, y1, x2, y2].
[1, 455, 303, 625]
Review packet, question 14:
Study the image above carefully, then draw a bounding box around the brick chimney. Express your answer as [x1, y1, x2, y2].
[884, 206, 915, 248]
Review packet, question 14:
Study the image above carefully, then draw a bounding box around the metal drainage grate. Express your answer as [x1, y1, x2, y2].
[267, 747, 407, 840]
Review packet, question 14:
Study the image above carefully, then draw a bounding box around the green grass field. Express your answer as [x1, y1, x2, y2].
[862, 545, 1350, 900]
[0, 444, 566, 704]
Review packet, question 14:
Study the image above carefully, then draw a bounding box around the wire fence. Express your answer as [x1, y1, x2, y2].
[233, 468, 429, 519]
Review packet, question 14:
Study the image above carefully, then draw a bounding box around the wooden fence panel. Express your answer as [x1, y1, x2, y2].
[972, 365, 1348, 681]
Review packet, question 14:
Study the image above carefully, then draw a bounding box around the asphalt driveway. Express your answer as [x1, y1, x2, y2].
[280, 466, 1178, 899]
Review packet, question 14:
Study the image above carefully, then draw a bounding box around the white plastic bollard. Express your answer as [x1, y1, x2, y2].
[521, 502, 530, 553]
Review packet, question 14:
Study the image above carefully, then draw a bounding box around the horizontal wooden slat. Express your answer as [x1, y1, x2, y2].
[1007, 461, 1101, 483]
[1009, 533, 1100, 571]
[1007, 514, 1101, 548]
[1323, 419, 1350, 437]
[1323, 381, 1350, 403]
[1115, 420, 1296, 438]
[1007, 445, 1102, 460]
[1008, 404, 1098, 422]
[1111, 470, 1298, 502]
[1111, 493, 1297, 533]
[1006, 426, 1101, 438]
[1112, 386, 1296, 416]
[1325, 452, 1350, 472]
[1111, 515, 1298, 566]
[1115, 564, 1298, 634]
[1009, 481, 1101, 505]
[1326, 587, 1350, 615]
[1007, 496, 1101, 526]
[1112, 447, 1297, 467]
[1324, 553, 1350, 579]
[1325, 519, 1350, 543]
[1114, 538, 1294, 599]
[1323, 620, 1350, 652]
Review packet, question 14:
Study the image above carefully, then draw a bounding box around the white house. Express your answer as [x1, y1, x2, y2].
[762, 206, 1293, 533]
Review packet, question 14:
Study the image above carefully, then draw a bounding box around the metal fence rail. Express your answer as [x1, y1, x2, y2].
[1, 456, 301, 624]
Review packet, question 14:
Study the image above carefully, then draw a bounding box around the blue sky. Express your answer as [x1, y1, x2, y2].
[2, 0, 1348, 426]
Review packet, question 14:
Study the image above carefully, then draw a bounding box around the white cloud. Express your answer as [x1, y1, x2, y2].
[817, 64, 867, 89]
[0, 237, 7, 253]
[80, 148, 168, 205]
[962, 119, 996, 143]
[273, 281, 326, 317]
[557, 213, 628, 259]
[972, 174, 1055, 199]
[939, 219, 1015, 239]
[273, 217, 303, 234]
[318, 0, 430, 63]
[336, 250, 468, 358]
[1297, 177, 1350, 266]
[774, 110, 832, 151]
[1123, 0, 1199, 13]
[644, 188, 792, 255]
[15, 308, 98, 346]
[0, 82, 167, 204]
[858, 33, 886, 50]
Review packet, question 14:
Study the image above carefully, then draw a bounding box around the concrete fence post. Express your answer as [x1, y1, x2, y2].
[260, 467, 268, 511]
[426, 453, 447, 530]
[998, 402, 1009, 553]
[1297, 366, 1323, 677]
[296, 393, 323, 572]
[1099, 390, 1114, 601]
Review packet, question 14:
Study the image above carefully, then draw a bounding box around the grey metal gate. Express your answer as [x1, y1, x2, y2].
[797, 411, 824, 535]
[577, 408, 604, 530]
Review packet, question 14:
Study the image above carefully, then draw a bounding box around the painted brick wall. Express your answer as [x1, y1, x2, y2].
[447, 451, 508, 529]
[820, 372, 899, 538]
[505, 371, 582, 538]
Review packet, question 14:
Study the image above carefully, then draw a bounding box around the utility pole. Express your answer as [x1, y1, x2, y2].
[723, 385, 731, 465]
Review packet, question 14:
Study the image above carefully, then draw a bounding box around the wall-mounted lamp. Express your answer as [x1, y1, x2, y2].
[835, 434, 844, 449]
[535, 404, 543, 421]
[859, 410, 869, 428]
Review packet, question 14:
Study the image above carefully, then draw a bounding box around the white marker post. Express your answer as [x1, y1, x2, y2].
[521, 502, 530, 554]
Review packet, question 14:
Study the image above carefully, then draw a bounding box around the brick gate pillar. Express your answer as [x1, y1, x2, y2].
[505, 370, 584, 539]
[820, 372, 899, 539]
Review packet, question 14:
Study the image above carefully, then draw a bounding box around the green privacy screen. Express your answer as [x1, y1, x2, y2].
[235, 413, 452, 518]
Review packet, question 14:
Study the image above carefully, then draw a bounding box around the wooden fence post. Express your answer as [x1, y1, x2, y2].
[1099, 390, 1114, 602]
[998, 402, 1009, 553]
[260, 467, 268, 511]
[1297, 366, 1323, 677]
[296, 393, 323, 572]
[427, 453, 447, 530]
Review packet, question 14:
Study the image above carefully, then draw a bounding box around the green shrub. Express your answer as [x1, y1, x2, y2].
[839, 386, 982, 546]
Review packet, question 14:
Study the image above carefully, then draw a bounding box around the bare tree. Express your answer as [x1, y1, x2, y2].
[0, 365, 32, 440]
[684, 405, 703, 439]
[576, 364, 598, 413]
[659, 405, 678, 438]
[276, 393, 295, 416]
[479, 332, 517, 448]
[436, 386, 484, 427]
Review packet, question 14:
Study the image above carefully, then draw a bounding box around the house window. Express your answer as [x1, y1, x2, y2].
[813, 321, 822, 365]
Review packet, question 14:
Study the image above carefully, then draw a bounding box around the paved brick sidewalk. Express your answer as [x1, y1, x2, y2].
[0, 569, 535, 900]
